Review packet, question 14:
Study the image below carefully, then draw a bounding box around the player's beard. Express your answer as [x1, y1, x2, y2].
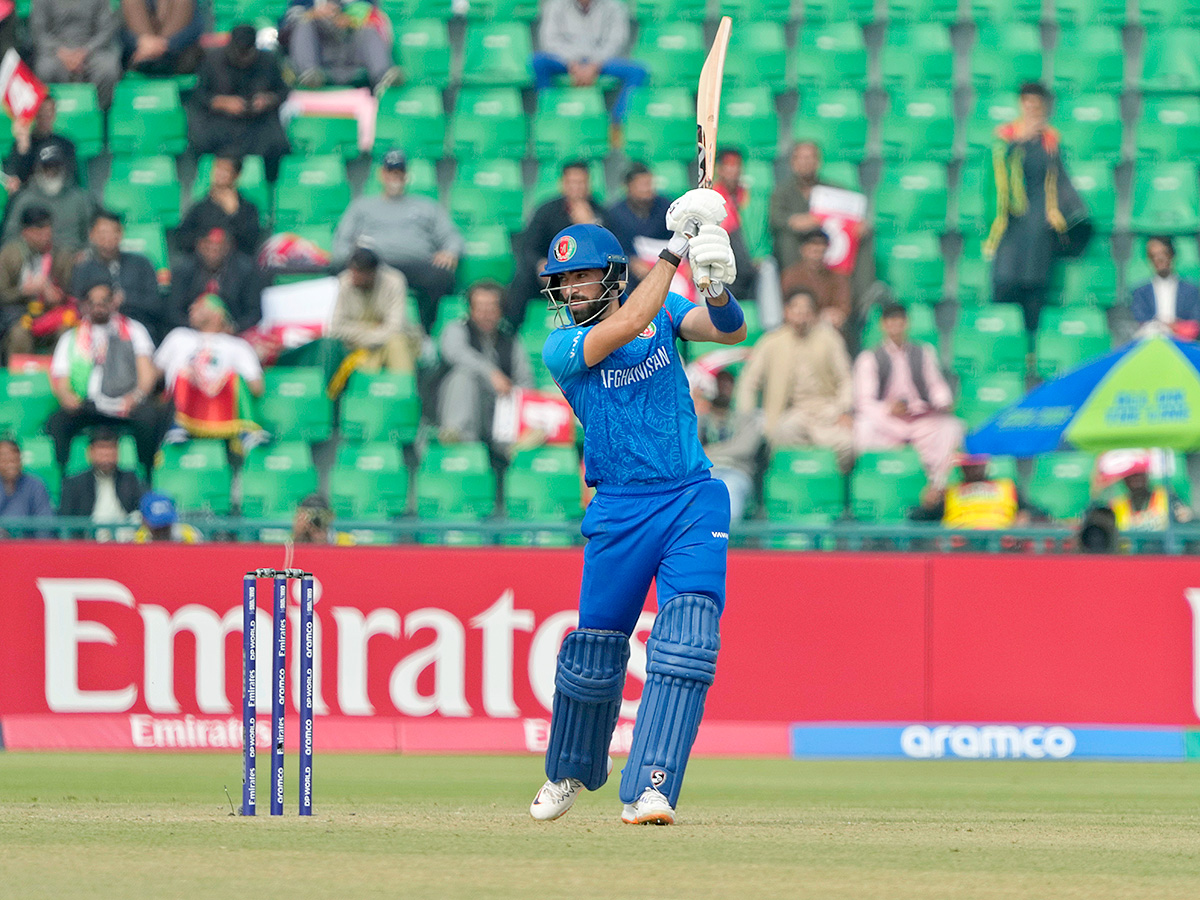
[566, 292, 609, 327]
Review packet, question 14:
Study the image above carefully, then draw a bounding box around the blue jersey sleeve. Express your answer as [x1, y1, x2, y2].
[663, 292, 698, 338]
[543, 326, 591, 383]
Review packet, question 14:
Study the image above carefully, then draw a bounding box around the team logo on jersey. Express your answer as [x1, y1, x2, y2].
[554, 235, 577, 262]
[638, 322, 657, 339]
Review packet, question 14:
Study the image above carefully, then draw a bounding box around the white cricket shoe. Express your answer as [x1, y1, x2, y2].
[530, 777, 584, 821]
[621, 787, 675, 826]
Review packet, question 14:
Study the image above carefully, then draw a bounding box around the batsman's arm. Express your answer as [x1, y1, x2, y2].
[679, 293, 747, 346]
[582, 254, 677, 367]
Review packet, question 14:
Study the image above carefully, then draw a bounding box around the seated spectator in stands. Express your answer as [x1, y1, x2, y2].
[736, 288, 853, 469]
[508, 160, 601, 327]
[0, 437, 54, 532]
[3, 97, 79, 194]
[46, 277, 171, 479]
[0, 206, 76, 359]
[133, 491, 203, 542]
[1130, 235, 1200, 339]
[73, 210, 165, 342]
[281, 0, 401, 92]
[176, 154, 263, 256]
[169, 227, 263, 333]
[121, 0, 203, 76]
[853, 304, 962, 489]
[911, 453, 1045, 529]
[332, 150, 461, 334]
[605, 162, 670, 289]
[780, 228, 851, 330]
[155, 294, 266, 446]
[30, 0, 121, 109]
[189, 25, 290, 181]
[4, 145, 94, 252]
[697, 369, 761, 522]
[711, 147, 757, 299]
[769, 141, 826, 271]
[292, 492, 355, 545]
[331, 248, 421, 373]
[58, 428, 144, 522]
[1098, 450, 1192, 533]
[532, 0, 646, 132]
[437, 280, 533, 444]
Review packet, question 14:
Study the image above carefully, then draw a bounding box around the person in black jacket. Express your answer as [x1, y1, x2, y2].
[72, 209, 165, 341]
[58, 429, 144, 520]
[168, 227, 263, 332]
[2, 96, 79, 193]
[175, 153, 262, 256]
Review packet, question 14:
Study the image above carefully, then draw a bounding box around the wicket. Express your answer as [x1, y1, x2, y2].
[242, 568, 315, 816]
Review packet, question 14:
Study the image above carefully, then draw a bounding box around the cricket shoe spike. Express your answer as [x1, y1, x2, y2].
[530, 757, 613, 821]
[621, 787, 676, 826]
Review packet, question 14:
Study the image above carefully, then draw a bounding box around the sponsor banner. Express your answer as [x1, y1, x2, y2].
[791, 724, 1191, 761]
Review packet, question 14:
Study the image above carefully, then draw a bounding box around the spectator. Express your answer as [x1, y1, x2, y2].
[121, 0, 204, 76]
[1130, 235, 1200, 339]
[532, 0, 646, 132]
[4, 145, 95, 252]
[332, 149, 461, 334]
[780, 228, 852, 329]
[330, 248, 422, 373]
[46, 277, 172, 479]
[58, 428, 144, 522]
[169, 227, 263, 333]
[189, 25, 290, 181]
[604, 162, 670, 289]
[853, 303, 962, 489]
[697, 369, 761, 522]
[507, 160, 601, 327]
[1097, 451, 1192, 533]
[281, 0, 401, 92]
[911, 453, 1044, 529]
[985, 81, 1084, 334]
[0, 436, 54, 533]
[154, 294, 266, 445]
[133, 491, 203, 542]
[711, 147, 758, 299]
[769, 141, 826, 270]
[735, 288, 853, 469]
[0, 206, 76, 359]
[437, 279, 533, 444]
[30, 0, 122, 109]
[175, 153, 263, 256]
[72, 210, 165, 342]
[292, 492, 355, 544]
[3, 96, 80, 193]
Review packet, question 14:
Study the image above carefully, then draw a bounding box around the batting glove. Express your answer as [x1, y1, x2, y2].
[665, 188, 728, 257]
[688, 224, 737, 298]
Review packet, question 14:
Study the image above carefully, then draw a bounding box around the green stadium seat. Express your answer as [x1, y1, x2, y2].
[18, 435, 59, 504]
[1052, 0, 1127, 25]
[802, 0, 876, 20]
[875, 161, 950, 230]
[964, 93, 1020, 158]
[104, 156, 181, 228]
[1035, 307, 1111, 379]
[533, 87, 608, 161]
[716, 0, 793, 21]
[1139, 0, 1198, 25]
[109, 80, 187, 156]
[955, 249, 990, 306]
[861, 302, 939, 350]
[340, 372, 420, 444]
[395, 19, 452, 87]
[364, 157, 439, 200]
[67, 434, 137, 476]
[374, 86, 446, 159]
[505, 445, 583, 524]
[970, 0, 1044, 21]
[1055, 93, 1124, 161]
[529, 160, 607, 210]
[1068, 161, 1116, 232]
[1130, 161, 1200, 234]
[431, 294, 468, 340]
[467, 0, 539, 20]
[958, 371, 1025, 430]
[274, 155, 351, 230]
[739, 160, 774, 258]
[822, 161, 861, 191]
[461, 22, 533, 87]
[154, 440, 232, 515]
[256, 367, 333, 442]
[120, 224, 169, 275]
[1053, 26, 1124, 94]
[952, 303, 1027, 378]
[880, 90, 955, 160]
[451, 159, 524, 232]
[1028, 451, 1095, 520]
[795, 22, 867, 89]
[0, 371, 55, 437]
[458, 225, 516, 285]
[971, 23, 1044, 90]
[955, 159, 990, 232]
[851, 448, 927, 522]
[378, 0, 454, 18]
[1053, 255, 1121, 307]
[416, 442, 496, 542]
[631, 23, 706, 89]
[1140, 28, 1200, 93]
[1137, 95, 1200, 159]
[451, 87, 527, 158]
[286, 114, 360, 160]
[625, 89, 694, 162]
[794, 89, 867, 162]
[877, 232, 945, 304]
[630, 0, 707, 21]
[48, 84, 102, 162]
[240, 442, 319, 519]
[880, 24, 954, 87]
[329, 441, 409, 519]
[723, 22, 788, 91]
[191, 155, 270, 212]
[763, 447, 844, 522]
[887, 0, 959, 21]
[650, 160, 690, 199]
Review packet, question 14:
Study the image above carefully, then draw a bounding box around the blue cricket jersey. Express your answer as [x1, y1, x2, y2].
[543, 292, 711, 491]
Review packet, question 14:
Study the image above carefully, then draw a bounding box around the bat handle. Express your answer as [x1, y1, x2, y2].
[697, 275, 712, 291]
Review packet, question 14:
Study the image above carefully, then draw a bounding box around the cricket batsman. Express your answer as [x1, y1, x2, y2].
[529, 188, 746, 825]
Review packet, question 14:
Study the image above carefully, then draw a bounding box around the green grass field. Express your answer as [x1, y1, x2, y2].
[2, 753, 1199, 899]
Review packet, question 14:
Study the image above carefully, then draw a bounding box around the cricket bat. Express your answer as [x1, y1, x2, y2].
[694, 16, 732, 292]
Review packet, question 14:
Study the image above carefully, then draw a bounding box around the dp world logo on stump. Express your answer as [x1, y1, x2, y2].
[554, 235, 577, 262]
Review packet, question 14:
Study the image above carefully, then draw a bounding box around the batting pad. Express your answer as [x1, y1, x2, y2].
[620, 593, 720, 807]
[545, 629, 630, 790]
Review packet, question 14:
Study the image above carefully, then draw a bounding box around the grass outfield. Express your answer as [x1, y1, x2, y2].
[2, 754, 1199, 899]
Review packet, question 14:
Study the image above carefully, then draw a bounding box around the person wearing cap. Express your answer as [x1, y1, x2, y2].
[121, 0, 204, 76]
[175, 153, 263, 256]
[280, 0, 402, 93]
[189, 24, 291, 181]
[3, 144, 95, 252]
[73, 209, 165, 342]
[30, 0, 122, 109]
[604, 162, 671, 290]
[1096, 451, 1193, 533]
[3, 97, 79, 193]
[332, 148, 462, 333]
[0, 205, 76, 360]
[168, 226, 264, 333]
[330, 247, 422, 373]
[133, 491, 203, 543]
[911, 453, 1045, 529]
[292, 493, 355, 545]
[779, 226, 851, 331]
[58, 428, 145, 524]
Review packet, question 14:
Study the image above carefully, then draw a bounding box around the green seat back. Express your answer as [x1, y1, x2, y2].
[1035, 307, 1111, 378]
[49, 84, 102, 160]
[880, 23, 954, 87]
[329, 442, 409, 519]
[880, 89, 955, 161]
[972, 23, 1044, 90]
[240, 442, 319, 518]
[110, 80, 186, 156]
[1137, 96, 1200, 159]
[763, 446, 843, 520]
[718, 86, 778, 159]
[452, 87, 526, 158]
[257, 367, 333, 441]
[631, 23, 706, 89]
[286, 115, 360, 160]
[416, 441, 495, 520]
[1054, 25, 1124, 94]
[0, 371, 55, 437]
[952, 303, 1028, 378]
[625, 88, 694, 161]
[795, 22, 867, 89]
[1029, 452, 1095, 520]
[958, 371, 1026, 430]
[459, 225, 516, 285]
[533, 87, 609, 161]
[154, 440, 232, 514]
[852, 448, 926, 522]
[877, 232, 945, 304]
[19, 435, 60, 504]
[794, 89, 868, 161]
[104, 155, 181, 228]
[875, 161, 949, 229]
[461, 22, 533, 87]
[1131, 161, 1200, 234]
[340, 372, 420, 443]
[395, 18, 452, 87]
[374, 86, 447, 159]
[505, 446, 582, 521]
[275, 155, 351, 230]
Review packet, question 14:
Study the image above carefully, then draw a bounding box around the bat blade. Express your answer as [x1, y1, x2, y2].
[695, 16, 731, 291]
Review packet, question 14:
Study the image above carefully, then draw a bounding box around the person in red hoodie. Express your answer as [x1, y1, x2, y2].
[710, 146, 757, 299]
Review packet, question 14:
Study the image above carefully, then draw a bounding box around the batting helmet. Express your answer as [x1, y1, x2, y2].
[540, 224, 629, 327]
